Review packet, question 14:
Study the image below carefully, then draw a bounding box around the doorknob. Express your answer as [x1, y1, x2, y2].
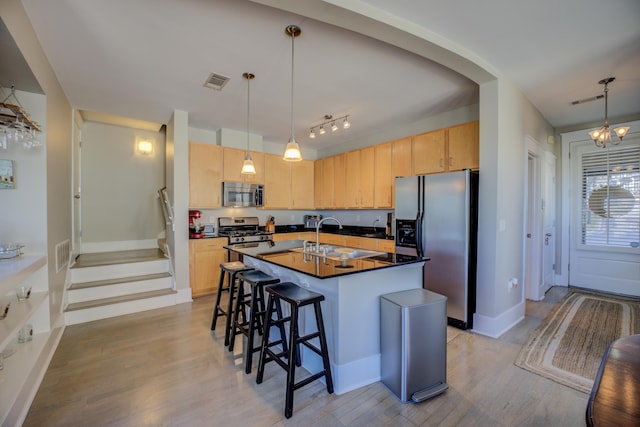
[74, 194, 80, 199]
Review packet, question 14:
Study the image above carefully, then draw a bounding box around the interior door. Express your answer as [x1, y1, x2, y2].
[524, 152, 542, 300]
[541, 151, 556, 294]
[569, 138, 640, 296]
[72, 110, 83, 254]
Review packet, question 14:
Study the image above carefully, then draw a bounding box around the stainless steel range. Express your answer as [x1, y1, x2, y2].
[217, 217, 273, 243]
[218, 217, 274, 261]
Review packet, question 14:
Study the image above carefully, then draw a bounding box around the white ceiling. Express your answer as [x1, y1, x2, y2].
[4, 0, 640, 152]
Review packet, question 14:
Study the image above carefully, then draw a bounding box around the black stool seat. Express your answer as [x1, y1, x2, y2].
[211, 261, 253, 346]
[257, 282, 334, 419]
[228, 270, 282, 374]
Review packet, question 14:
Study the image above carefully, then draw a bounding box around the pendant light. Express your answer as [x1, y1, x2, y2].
[282, 25, 303, 161]
[588, 77, 630, 148]
[241, 72, 256, 174]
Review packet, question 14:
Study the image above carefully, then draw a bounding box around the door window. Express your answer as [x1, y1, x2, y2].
[580, 145, 640, 249]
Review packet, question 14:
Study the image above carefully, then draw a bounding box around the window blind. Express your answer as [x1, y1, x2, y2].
[581, 145, 640, 248]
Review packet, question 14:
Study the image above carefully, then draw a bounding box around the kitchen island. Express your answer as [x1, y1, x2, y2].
[227, 240, 426, 394]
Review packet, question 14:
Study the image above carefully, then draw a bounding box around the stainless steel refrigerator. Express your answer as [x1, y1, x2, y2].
[394, 170, 478, 329]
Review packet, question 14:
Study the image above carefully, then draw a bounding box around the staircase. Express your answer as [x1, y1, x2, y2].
[64, 248, 177, 325]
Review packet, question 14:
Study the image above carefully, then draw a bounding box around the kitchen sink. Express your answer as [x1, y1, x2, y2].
[290, 246, 384, 260]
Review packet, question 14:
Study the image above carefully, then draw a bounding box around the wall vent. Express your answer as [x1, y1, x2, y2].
[203, 73, 231, 91]
[55, 239, 70, 273]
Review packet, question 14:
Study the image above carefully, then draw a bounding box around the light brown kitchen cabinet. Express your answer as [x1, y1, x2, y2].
[344, 150, 360, 208]
[263, 154, 314, 209]
[319, 233, 346, 246]
[374, 142, 393, 208]
[189, 142, 223, 208]
[291, 160, 315, 209]
[413, 129, 446, 175]
[377, 239, 395, 253]
[360, 146, 375, 208]
[314, 160, 323, 208]
[222, 146, 264, 184]
[344, 148, 374, 208]
[333, 154, 346, 208]
[345, 235, 378, 251]
[391, 136, 413, 178]
[189, 238, 227, 297]
[317, 157, 335, 209]
[413, 122, 479, 175]
[447, 121, 479, 171]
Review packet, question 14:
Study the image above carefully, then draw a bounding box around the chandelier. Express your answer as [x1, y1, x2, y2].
[309, 114, 351, 139]
[588, 77, 630, 148]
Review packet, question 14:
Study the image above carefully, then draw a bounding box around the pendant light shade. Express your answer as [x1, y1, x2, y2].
[282, 25, 302, 161]
[241, 72, 256, 174]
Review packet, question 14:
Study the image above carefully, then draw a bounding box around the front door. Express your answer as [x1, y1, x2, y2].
[569, 138, 640, 295]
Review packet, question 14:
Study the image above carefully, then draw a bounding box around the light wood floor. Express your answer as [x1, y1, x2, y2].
[24, 286, 588, 426]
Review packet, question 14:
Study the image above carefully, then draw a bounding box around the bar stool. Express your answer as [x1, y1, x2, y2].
[228, 270, 282, 374]
[210, 261, 253, 346]
[256, 282, 334, 419]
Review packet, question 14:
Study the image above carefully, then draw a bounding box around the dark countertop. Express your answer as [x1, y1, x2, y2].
[226, 240, 425, 279]
[272, 224, 394, 240]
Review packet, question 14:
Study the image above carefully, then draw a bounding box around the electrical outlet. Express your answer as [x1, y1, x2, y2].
[209, 216, 215, 223]
[508, 278, 518, 291]
[356, 215, 360, 222]
[376, 215, 381, 222]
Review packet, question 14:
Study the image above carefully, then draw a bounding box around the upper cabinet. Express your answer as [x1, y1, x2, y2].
[391, 136, 413, 178]
[413, 121, 479, 175]
[222, 146, 265, 184]
[264, 154, 314, 209]
[344, 148, 374, 209]
[291, 160, 315, 209]
[413, 129, 447, 175]
[447, 121, 479, 171]
[189, 142, 222, 208]
[374, 142, 393, 208]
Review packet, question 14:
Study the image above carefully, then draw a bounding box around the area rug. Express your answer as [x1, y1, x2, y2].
[514, 288, 640, 393]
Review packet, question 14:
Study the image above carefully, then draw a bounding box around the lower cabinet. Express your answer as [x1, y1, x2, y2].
[189, 238, 227, 297]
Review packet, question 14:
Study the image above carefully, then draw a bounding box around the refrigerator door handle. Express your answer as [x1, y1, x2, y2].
[416, 176, 425, 258]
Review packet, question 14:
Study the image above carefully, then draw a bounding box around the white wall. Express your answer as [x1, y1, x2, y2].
[81, 122, 165, 246]
[1, 0, 73, 327]
[168, 110, 190, 300]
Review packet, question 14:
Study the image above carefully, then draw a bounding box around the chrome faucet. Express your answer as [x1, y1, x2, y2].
[316, 216, 343, 251]
[372, 218, 381, 230]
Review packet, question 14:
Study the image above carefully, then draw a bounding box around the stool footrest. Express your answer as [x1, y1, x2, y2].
[294, 372, 326, 391]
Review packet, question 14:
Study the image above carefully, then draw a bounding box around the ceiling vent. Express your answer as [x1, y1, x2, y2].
[570, 94, 604, 106]
[203, 73, 231, 91]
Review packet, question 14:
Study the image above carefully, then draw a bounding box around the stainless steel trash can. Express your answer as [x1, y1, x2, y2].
[380, 288, 448, 403]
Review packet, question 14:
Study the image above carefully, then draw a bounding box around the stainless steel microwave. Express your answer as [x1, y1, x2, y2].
[222, 182, 264, 208]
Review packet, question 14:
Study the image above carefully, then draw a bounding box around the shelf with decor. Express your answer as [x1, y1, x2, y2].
[0, 253, 52, 427]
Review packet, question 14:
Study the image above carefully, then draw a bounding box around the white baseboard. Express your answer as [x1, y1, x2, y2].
[81, 239, 159, 253]
[472, 300, 525, 339]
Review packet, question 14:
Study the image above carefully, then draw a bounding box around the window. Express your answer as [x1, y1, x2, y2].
[580, 145, 640, 248]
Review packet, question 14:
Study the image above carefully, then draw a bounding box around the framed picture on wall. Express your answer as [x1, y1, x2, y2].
[0, 159, 15, 189]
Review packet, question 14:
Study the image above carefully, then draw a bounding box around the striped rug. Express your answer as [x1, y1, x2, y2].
[514, 288, 640, 393]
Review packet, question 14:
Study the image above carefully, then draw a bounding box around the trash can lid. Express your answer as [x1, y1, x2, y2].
[381, 288, 447, 307]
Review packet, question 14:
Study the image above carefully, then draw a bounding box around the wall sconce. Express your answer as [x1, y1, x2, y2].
[136, 138, 153, 155]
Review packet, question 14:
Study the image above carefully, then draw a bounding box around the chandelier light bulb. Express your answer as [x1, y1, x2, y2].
[309, 129, 316, 139]
[331, 122, 338, 132]
[343, 117, 351, 129]
[319, 125, 326, 135]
